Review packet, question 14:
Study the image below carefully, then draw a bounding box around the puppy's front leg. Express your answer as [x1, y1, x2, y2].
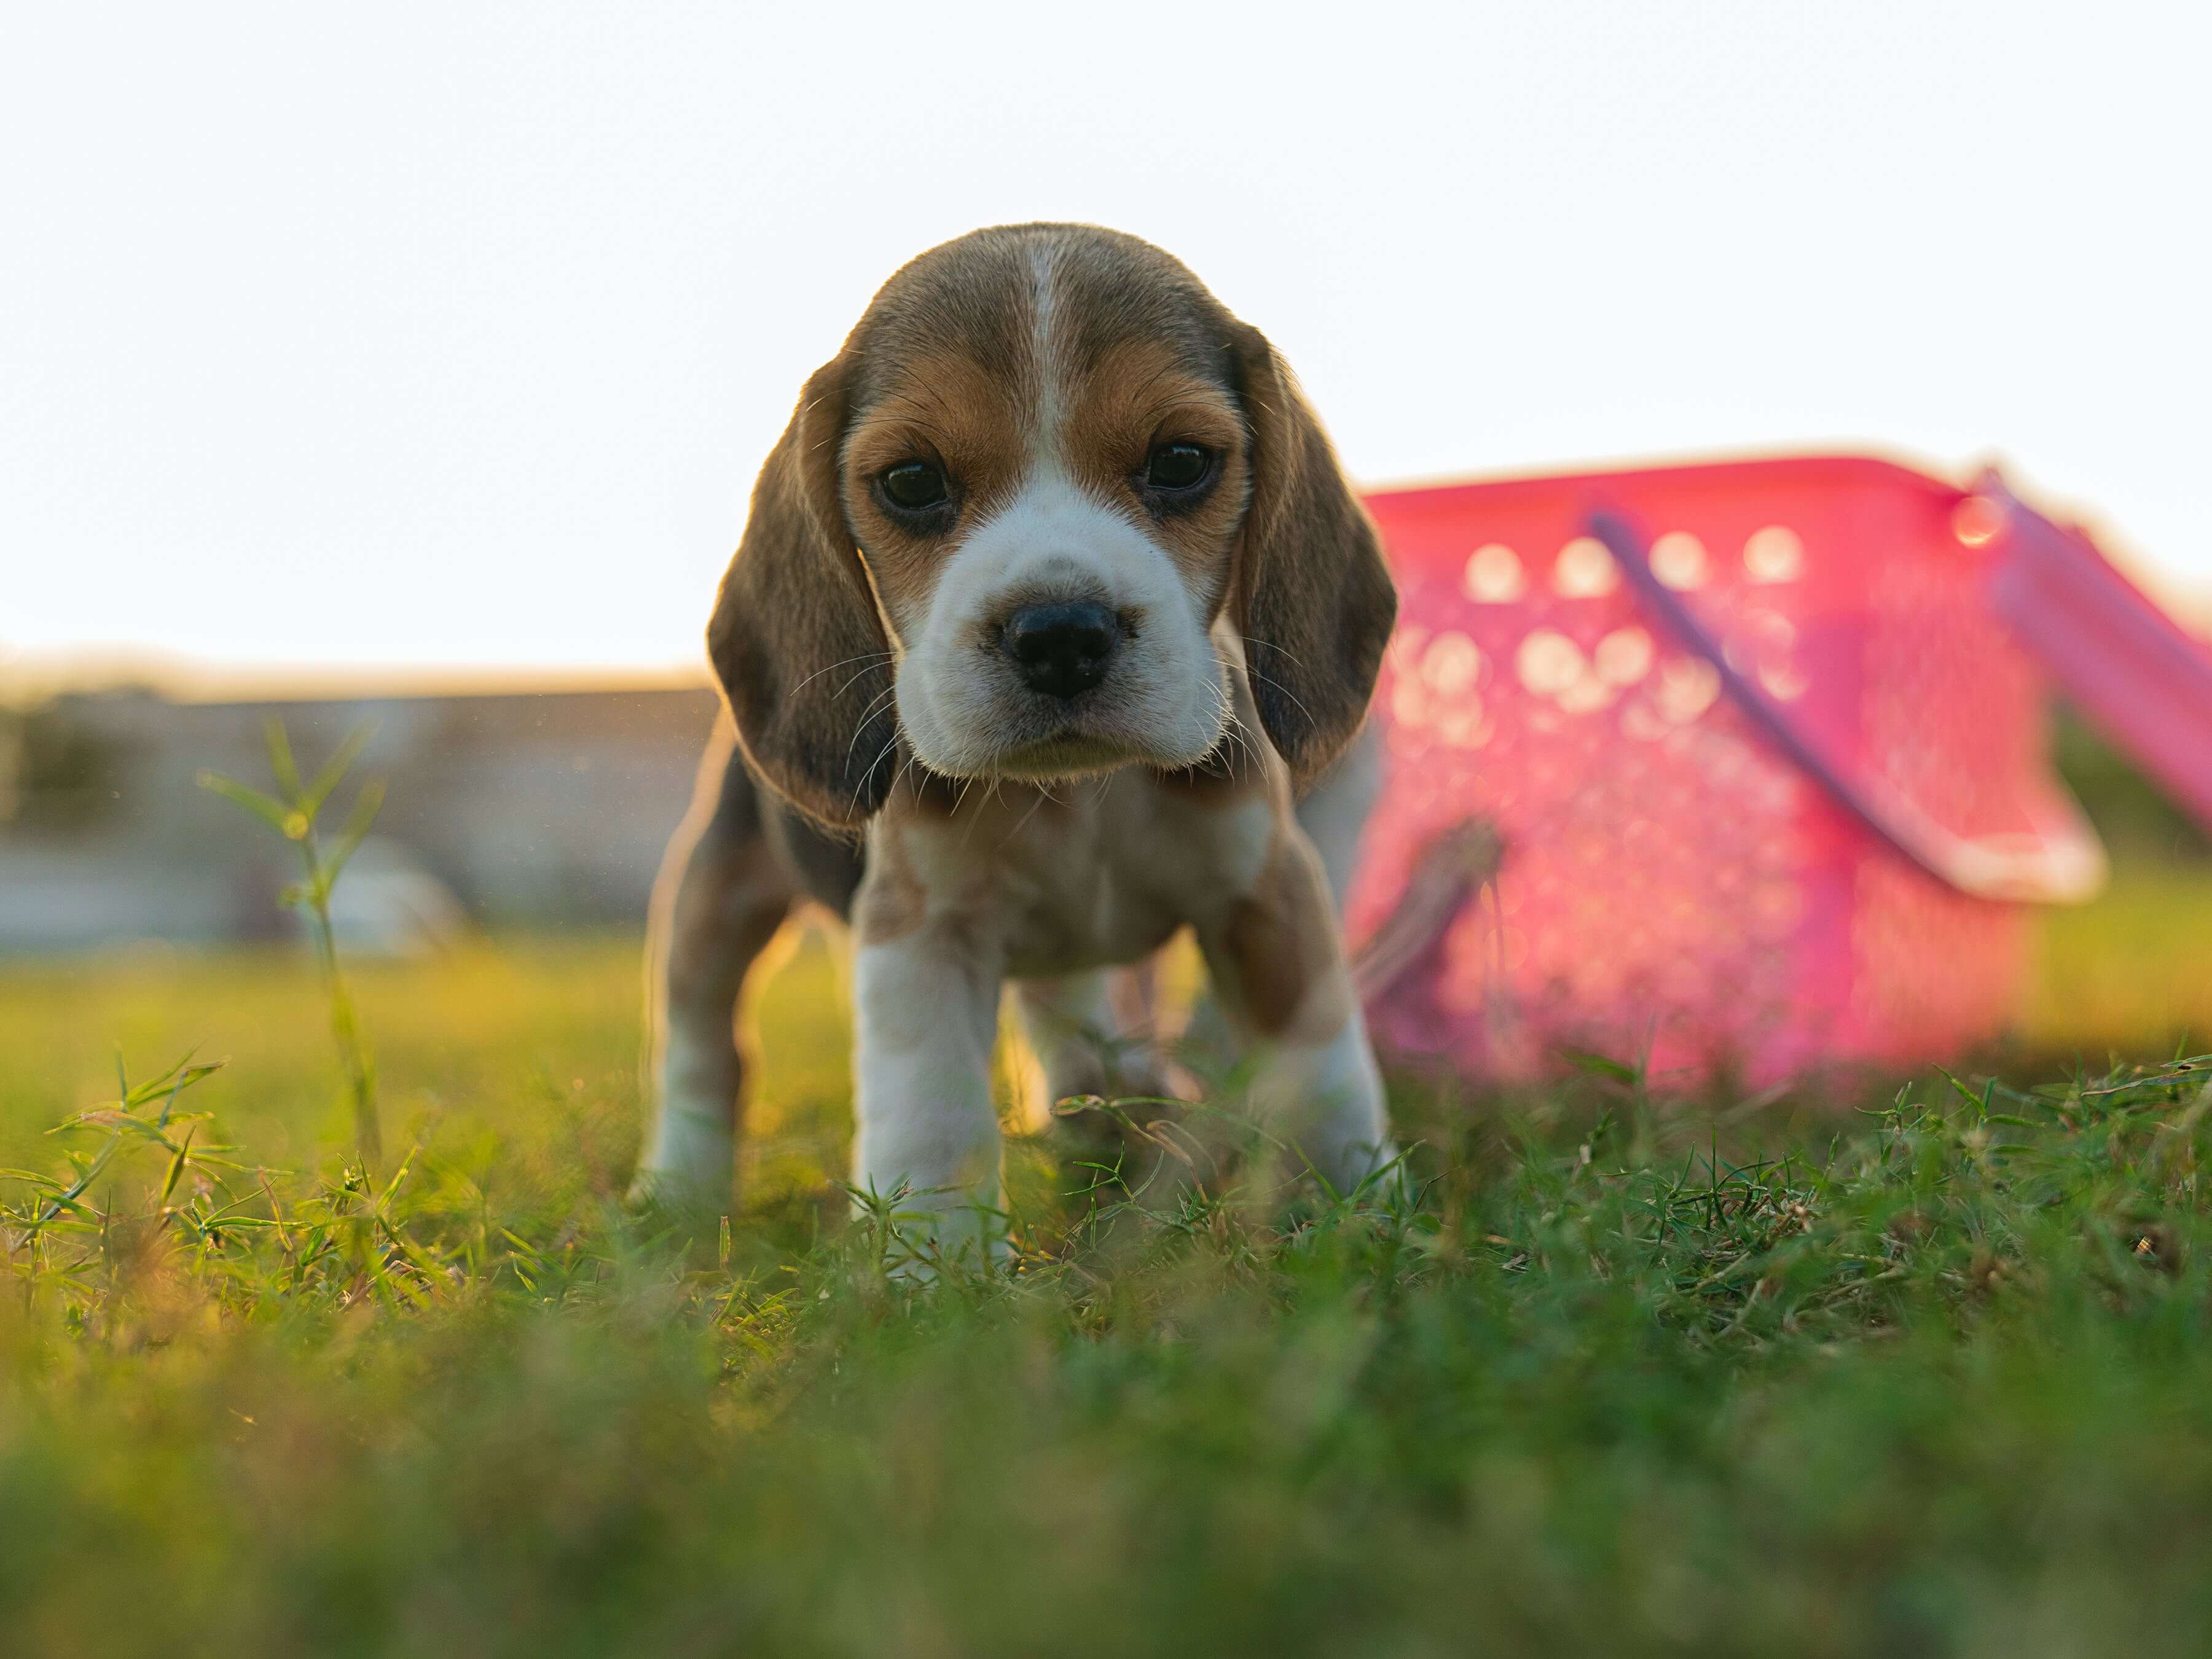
[1196, 822, 1400, 1201]
[851, 909, 1007, 1271]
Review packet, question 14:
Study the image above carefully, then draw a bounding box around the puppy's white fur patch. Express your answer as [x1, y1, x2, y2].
[896, 469, 1228, 779]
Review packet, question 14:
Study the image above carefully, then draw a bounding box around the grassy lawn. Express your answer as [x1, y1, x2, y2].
[2030, 861, 2212, 1061]
[1, 864, 2210, 1657]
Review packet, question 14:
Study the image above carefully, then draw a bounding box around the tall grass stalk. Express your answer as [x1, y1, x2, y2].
[199, 718, 386, 1163]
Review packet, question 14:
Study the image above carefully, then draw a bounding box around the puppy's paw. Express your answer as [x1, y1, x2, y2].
[627, 1105, 736, 1217]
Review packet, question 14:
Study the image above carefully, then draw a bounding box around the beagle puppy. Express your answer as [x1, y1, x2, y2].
[632, 224, 1399, 1258]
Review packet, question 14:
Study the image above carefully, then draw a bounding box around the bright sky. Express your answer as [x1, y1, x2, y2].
[5, 2, 2207, 687]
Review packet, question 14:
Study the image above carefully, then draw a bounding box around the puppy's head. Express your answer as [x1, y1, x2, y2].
[708, 224, 1395, 828]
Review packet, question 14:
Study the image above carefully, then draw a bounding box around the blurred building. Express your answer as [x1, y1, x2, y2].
[0, 684, 721, 952]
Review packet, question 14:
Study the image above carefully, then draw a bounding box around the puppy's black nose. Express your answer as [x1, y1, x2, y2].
[1002, 601, 1119, 700]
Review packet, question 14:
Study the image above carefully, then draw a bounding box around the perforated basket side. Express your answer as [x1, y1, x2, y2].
[1354, 455, 2088, 1086]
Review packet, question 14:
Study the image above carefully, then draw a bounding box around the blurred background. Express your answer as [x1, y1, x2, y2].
[3, 2, 2207, 1059]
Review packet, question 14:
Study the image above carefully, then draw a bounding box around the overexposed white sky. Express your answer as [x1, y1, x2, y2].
[4, 2, 2207, 685]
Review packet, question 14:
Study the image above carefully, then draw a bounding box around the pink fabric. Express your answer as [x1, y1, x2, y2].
[1346, 456, 2058, 1089]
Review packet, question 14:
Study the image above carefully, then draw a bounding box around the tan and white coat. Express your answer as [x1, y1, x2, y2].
[632, 224, 1400, 1259]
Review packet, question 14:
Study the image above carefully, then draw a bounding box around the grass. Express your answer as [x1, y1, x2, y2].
[2031, 860, 2212, 1060]
[1, 863, 2210, 1656]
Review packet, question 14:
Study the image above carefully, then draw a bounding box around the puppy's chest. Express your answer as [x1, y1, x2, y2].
[887, 783, 1268, 976]
[996, 845, 1174, 975]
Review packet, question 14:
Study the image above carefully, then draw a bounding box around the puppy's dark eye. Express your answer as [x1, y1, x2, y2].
[880, 461, 949, 513]
[1145, 442, 1212, 491]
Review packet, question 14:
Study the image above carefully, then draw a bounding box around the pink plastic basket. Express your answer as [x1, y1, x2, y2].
[1344, 454, 2212, 1088]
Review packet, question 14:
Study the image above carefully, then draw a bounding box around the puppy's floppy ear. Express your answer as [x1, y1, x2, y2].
[1228, 323, 1397, 785]
[707, 355, 897, 829]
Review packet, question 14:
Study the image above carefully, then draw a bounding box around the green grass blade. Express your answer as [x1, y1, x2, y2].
[196, 770, 291, 833]
[300, 723, 375, 817]
[263, 716, 303, 801]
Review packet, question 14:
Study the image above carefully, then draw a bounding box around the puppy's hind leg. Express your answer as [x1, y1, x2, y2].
[1016, 966, 1194, 1198]
[1015, 967, 1177, 1112]
[630, 716, 797, 1213]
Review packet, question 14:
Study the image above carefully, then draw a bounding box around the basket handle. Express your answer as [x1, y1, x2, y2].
[1977, 468, 2212, 836]
[1587, 511, 2108, 905]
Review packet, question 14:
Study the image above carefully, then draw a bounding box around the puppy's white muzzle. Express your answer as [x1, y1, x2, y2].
[893, 472, 1228, 780]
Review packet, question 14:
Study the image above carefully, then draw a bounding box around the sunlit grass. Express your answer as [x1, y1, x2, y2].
[2030, 861, 2212, 1058]
[1, 857, 2209, 1655]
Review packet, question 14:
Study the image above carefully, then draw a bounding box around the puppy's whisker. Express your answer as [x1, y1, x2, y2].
[1201, 678, 1261, 776]
[785, 651, 895, 704]
[888, 731, 934, 794]
[1218, 698, 1266, 776]
[887, 748, 931, 807]
[831, 660, 897, 701]
[845, 688, 901, 764]
[849, 734, 901, 817]
[1002, 785, 1054, 848]
[851, 684, 899, 729]
[1242, 637, 1310, 672]
[1242, 664, 1320, 734]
